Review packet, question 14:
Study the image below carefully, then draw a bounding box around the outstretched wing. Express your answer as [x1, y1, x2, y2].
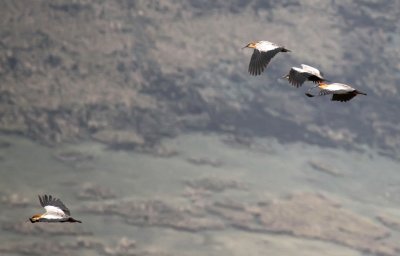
[248, 48, 281, 76]
[318, 89, 334, 96]
[301, 64, 322, 76]
[39, 195, 71, 216]
[287, 68, 308, 87]
[331, 93, 357, 102]
[308, 75, 325, 83]
[300, 64, 325, 82]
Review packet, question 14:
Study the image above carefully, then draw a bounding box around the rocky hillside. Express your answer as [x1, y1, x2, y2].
[0, 0, 399, 156]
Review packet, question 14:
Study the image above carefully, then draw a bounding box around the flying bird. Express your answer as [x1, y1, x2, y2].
[283, 64, 326, 87]
[243, 40, 290, 76]
[306, 82, 367, 102]
[29, 195, 81, 223]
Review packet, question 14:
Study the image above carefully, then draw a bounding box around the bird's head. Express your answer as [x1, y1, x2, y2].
[29, 214, 42, 223]
[242, 42, 257, 49]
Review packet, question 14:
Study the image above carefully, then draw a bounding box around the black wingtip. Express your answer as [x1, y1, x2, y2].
[248, 70, 261, 76]
[38, 195, 44, 206]
[305, 93, 315, 97]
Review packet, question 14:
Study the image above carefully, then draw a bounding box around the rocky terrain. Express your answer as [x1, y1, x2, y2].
[0, 0, 399, 157]
[0, 236, 167, 256]
[1, 131, 400, 256]
[3, 182, 400, 256]
[82, 191, 400, 255]
[1, 1, 400, 255]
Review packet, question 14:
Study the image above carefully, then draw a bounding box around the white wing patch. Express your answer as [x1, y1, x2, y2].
[325, 83, 354, 92]
[292, 67, 305, 73]
[257, 41, 281, 52]
[42, 213, 65, 219]
[301, 64, 321, 76]
[44, 205, 67, 216]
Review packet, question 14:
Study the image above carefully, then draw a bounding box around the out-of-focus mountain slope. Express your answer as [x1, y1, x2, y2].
[0, 0, 399, 156]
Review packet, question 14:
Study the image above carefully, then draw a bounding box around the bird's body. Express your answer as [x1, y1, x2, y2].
[29, 195, 81, 223]
[284, 64, 325, 87]
[243, 40, 290, 76]
[306, 82, 367, 102]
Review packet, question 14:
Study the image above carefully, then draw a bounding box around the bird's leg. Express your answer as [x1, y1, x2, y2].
[305, 84, 320, 97]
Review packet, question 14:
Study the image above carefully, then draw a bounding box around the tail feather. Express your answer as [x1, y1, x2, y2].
[356, 90, 367, 95]
[281, 47, 291, 52]
[68, 217, 82, 223]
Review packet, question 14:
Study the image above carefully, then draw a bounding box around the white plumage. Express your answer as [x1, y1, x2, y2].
[284, 64, 325, 87]
[29, 194, 81, 223]
[306, 82, 367, 102]
[44, 205, 68, 216]
[243, 40, 290, 76]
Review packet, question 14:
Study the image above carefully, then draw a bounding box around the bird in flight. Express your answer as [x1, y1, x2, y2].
[283, 64, 326, 87]
[243, 40, 290, 76]
[306, 82, 367, 102]
[29, 195, 82, 223]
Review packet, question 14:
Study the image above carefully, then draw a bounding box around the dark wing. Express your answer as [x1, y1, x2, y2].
[39, 194, 71, 216]
[248, 48, 281, 76]
[287, 68, 308, 87]
[331, 93, 357, 102]
[308, 75, 325, 84]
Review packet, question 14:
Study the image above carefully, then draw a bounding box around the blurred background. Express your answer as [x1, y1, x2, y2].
[0, 0, 400, 255]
